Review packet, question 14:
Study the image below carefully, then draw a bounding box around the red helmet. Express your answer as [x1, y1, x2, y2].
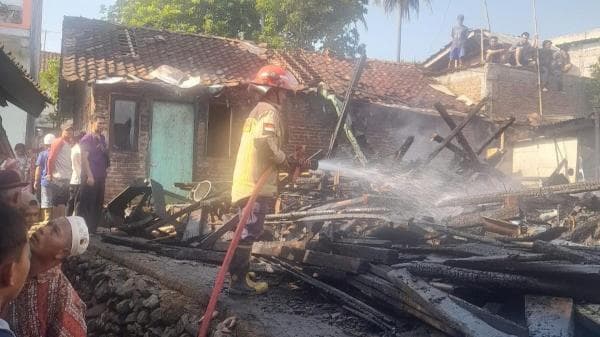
[250, 65, 300, 93]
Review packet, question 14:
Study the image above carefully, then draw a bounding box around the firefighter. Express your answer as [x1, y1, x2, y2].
[229, 65, 300, 295]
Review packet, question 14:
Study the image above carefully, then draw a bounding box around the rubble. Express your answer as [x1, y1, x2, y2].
[93, 101, 600, 337]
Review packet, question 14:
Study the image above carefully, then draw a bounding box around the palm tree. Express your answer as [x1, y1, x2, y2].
[374, 0, 431, 62]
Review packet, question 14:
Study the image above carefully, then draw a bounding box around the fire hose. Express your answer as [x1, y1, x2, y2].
[197, 167, 273, 337]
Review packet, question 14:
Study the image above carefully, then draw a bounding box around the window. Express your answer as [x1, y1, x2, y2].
[0, 0, 31, 28]
[111, 98, 138, 151]
[206, 102, 232, 158]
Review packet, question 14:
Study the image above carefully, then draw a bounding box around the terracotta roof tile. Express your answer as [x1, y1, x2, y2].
[62, 17, 465, 111]
[61, 16, 267, 86]
[273, 49, 467, 111]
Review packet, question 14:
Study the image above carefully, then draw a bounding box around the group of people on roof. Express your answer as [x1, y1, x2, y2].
[449, 14, 572, 92]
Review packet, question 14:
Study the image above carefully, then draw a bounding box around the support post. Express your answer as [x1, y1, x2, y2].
[476, 117, 515, 156]
[434, 102, 480, 165]
[425, 99, 487, 165]
[326, 51, 367, 160]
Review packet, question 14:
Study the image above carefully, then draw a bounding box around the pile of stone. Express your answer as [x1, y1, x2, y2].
[63, 255, 203, 337]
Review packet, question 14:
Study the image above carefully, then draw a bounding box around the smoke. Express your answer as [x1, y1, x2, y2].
[318, 159, 518, 221]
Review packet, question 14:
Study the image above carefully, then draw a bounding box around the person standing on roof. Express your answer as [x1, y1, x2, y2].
[229, 65, 301, 295]
[448, 14, 469, 70]
[47, 121, 74, 218]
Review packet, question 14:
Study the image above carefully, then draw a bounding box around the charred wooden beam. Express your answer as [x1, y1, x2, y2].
[444, 206, 520, 228]
[407, 262, 600, 302]
[324, 51, 368, 162]
[532, 240, 600, 264]
[386, 268, 517, 337]
[395, 136, 414, 161]
[334, 238, 392, 248]
[445, 257, 600, 282]
[100, 234, 224, 264]
[302, 250, 368, 273]
[476, 117, 515, 156]
[317, 242, 399, 264]
[348, 274, 462, 337]
[431, 133, 469, 159]
[481, 216, 520, 236]
[434, 102, 480, 164]
[425, 98, 487, 165]
[575, 304, 600, 335]
[525, 296, 574, 337]
[437, 181, 600, 207]
[198, 214, 239, 249]
[267, 257, 398, 332]
[568, 214, 600, 242]
[264, 207, 389, 220]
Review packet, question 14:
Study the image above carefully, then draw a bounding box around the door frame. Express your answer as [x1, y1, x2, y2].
[147, 97, 200, 181]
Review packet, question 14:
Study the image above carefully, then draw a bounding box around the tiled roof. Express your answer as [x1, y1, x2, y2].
[0, 45, 51, 116]
[274, 49, 467, 111]
[61, 16, 268, 86]
[40, 50, 60, 74]
[62, 16, 466, 112]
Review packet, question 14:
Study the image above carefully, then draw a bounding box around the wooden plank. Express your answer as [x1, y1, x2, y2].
[395, 136, 414, 161]
[525, 296, 574, 337]
[347, 275, 461, 337]
[407, 262, 600, 302]
[481, 216, 520, 236]
[426, 98, 487, 165]
[434, 102, 480, 165]
[445, 206, 520, 228]
[267, 257, 398, 332]
[574, 304, 600, 335]
[386, 268, 517, 337]
[302, 250, 368, 274]
[327, 242, 398, 264]
[100, 234, 224, 264]
[251, 241, 306, 258]
[532, 240, 600, 264]
[445, 258, 600, 282]
[476, 117, 515, 155]
[431, 133, 469, 159]
[334, 238, 392, 248]
[198, 214, 239, 249]
[325, 52, 367, 160]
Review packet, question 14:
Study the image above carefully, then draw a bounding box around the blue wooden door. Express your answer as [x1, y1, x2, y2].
[150, 101, 195, 195]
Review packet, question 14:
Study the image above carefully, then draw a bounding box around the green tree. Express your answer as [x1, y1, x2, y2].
[38, 57, 62, 126]
[101, 0, 367, 57]
[374, 0, 430, 61]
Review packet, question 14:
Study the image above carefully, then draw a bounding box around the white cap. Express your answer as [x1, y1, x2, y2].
[66, 216, 89, 256]
[43, 133, 56, 145]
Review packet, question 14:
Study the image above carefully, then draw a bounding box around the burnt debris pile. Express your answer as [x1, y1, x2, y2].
[98, 161, 600, 337]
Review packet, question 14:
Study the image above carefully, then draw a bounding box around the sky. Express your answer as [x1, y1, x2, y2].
[42, 0, 600, 62]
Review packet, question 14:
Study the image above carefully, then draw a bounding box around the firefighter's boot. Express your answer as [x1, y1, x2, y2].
[229, 244, 268, 296]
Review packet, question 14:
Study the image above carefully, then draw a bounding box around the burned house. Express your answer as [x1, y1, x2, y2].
[422, 30, 598, 185]
[60, 17, 494, 199]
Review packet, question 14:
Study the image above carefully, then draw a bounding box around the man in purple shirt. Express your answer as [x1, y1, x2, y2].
[79, 116, 109, 233]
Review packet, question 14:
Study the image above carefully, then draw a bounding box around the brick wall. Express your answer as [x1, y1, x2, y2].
[435, 64, 591, 122]
[86, 84, 494, 200]
[434, 69, 485, 103]
[486, 64, 590, 121]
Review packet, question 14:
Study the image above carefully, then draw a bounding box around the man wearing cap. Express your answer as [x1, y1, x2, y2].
[47, 121, 74, 218]
[4, 216, 89, 337]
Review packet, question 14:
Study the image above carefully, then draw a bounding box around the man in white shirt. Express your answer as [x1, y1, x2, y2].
[67, 132, 85, 216]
